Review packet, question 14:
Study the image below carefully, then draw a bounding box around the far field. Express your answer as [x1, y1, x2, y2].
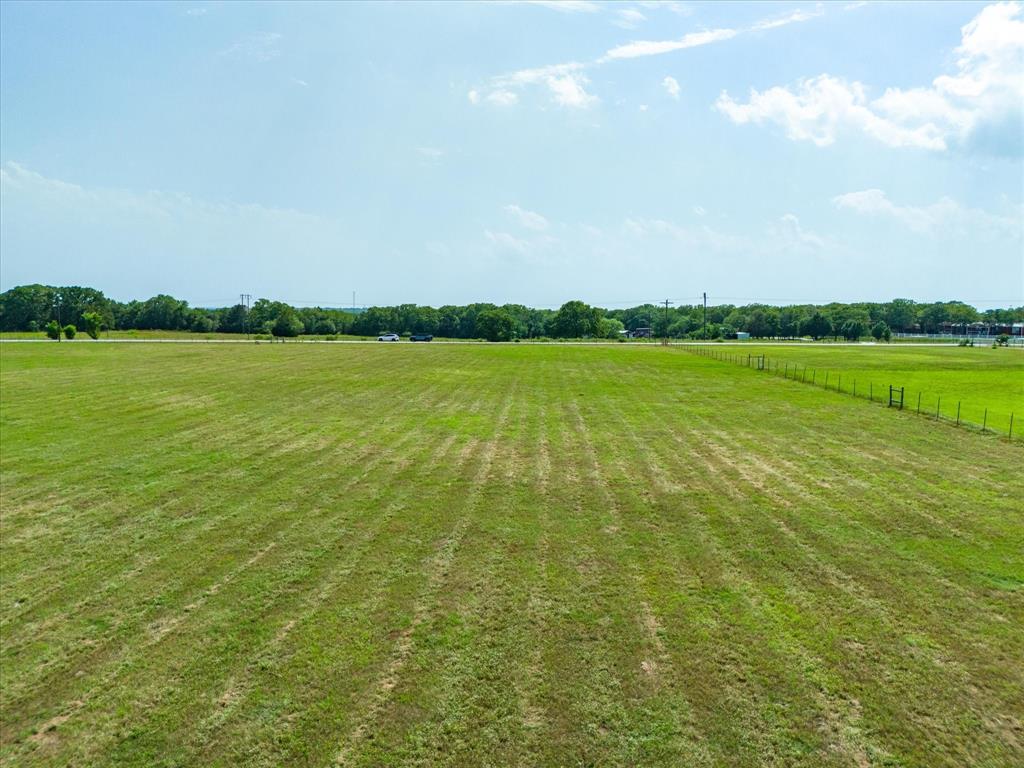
[1, 343, 1022, 767]
[688, 343, 1024, 435]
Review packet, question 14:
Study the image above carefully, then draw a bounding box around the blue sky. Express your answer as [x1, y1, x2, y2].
[1, 0, 1021, 309]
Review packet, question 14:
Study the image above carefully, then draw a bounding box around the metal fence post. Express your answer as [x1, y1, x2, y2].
[936, 397, 941, 420]
[983, 408, 988, 431]
[956, 402, 960, 426]
[917, 392, 921, 414]
[1011, 413, 1015, 440]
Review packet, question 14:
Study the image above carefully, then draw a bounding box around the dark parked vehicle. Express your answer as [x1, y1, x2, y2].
[409, 333, 434, 342]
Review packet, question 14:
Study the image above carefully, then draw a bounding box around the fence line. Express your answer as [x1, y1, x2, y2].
[680, 344, 1020, 442]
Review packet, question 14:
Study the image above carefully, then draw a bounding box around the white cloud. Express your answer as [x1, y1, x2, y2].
[486, 89, 519, 106]
[220, 32, 282, 62]
[751, 5, 824, 31]
[639, 104, 649, 111]
[771, 213, 826, 249]
[185, 7, 208, 16]
[603, 28, 737, 61]
[504, 204, 549, 230]
[485, 229, 531, 255]
[844, 1, 868, 9]
[614, 8, 647, 29]
[692, 205, 706, 216]
[290, 78, 309, 87]
[717, 2, 1024, 152]
[662, 75, 680, 99]
[546, 73, 598, 107]
[492, 61, 586, 87]
[417, 147, 445, 159]
[467, 89, 481, 104]
[715, 75, 948, 149]
[833, 188, 1021, 239]
[476, 2, 822, 109]
[601, 5, 822, 62]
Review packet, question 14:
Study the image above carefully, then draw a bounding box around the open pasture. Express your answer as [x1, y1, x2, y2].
[1, 343, 1022, 767]
[708, 343, 1024, 435]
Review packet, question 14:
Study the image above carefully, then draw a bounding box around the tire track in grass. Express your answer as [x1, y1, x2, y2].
[2, 378, 454, 757]
[684, 415, 1024, 758]
[517, 400, 553, 750]
[611, 386, 883, 765]
[182, 431, 464, 755]
[91, 426, 473, 768]
[1, 347, 435, 653]
[362, 381, 554, 767]
[634, 393, 1003, 765]
[14, 367, 468, 763]
[190, 352, 496, 765]
[331, 386, 516, 767]
[0, 407, 423, 732]
[700, 421, 1019, 636]
[565, 397, 706, 762]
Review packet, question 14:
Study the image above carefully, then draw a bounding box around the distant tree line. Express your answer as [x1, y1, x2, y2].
[1, 284, 1021, 341]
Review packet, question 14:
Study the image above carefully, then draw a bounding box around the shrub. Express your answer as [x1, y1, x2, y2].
[82, 311, 103, 339]
[325, 334, 338, 341]
[996, 334, 1010, 347]
[45, 320, 61, 340]
[63, 324, 77, 339]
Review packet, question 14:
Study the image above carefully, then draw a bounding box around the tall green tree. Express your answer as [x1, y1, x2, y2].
[550, 300, 602, 338]
[476, 308, 516, 341]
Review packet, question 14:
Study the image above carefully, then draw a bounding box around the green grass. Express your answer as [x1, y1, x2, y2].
[692, 344, 1024, 435]
[1, 343, 1021, 767]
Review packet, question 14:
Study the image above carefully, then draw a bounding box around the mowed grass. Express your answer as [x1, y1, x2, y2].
[707, 344, 1024, 434]
[1, 343, 1022, 767]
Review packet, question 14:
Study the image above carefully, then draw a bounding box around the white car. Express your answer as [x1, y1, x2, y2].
[377, 333, 400, 342]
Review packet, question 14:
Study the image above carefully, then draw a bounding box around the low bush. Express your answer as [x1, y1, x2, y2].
[63, 324, 76, 339]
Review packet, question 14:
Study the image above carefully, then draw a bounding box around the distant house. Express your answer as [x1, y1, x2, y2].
[736, 331, 750, 340]
[627, 327, 652, 339]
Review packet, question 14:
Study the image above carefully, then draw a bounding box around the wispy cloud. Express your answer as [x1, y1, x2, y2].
[717, 2, 1024, 153]
[602, 28, 737, 61]
[220, 32, 283, 63]
[504, 204, 549, 230]
[417, 146, 445, 159]
[614, 8, 647, 29]
[833, 189, 1021, 238]
[663, 75, 680, 99]
[481, 61, 596, 109]
[290, 77, 309, 87]
[600, 4, 821, 62]
[751, 5, 824, 32]
[185, 7, 208, 17]
[473, 3, 825, 108]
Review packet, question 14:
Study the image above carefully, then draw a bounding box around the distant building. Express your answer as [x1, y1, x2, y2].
[736, 331, 750, 340]
[627, 327, 652, 339]
[939, 322, 1023, 336]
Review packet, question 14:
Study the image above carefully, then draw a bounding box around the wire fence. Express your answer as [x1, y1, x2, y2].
[680, 345, 1021, 442]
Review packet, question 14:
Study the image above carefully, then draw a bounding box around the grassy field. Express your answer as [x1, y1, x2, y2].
[1, 343, 1022, 767]
[689, 344, 1024, 435]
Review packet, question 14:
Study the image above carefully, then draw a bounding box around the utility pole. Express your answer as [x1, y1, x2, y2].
[352, 291, 356, 312]
[240, 293, 252, 339]
[662, 299, 673, 345]
[703, 292, 707, 341]
[53, 291, 62, 342]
